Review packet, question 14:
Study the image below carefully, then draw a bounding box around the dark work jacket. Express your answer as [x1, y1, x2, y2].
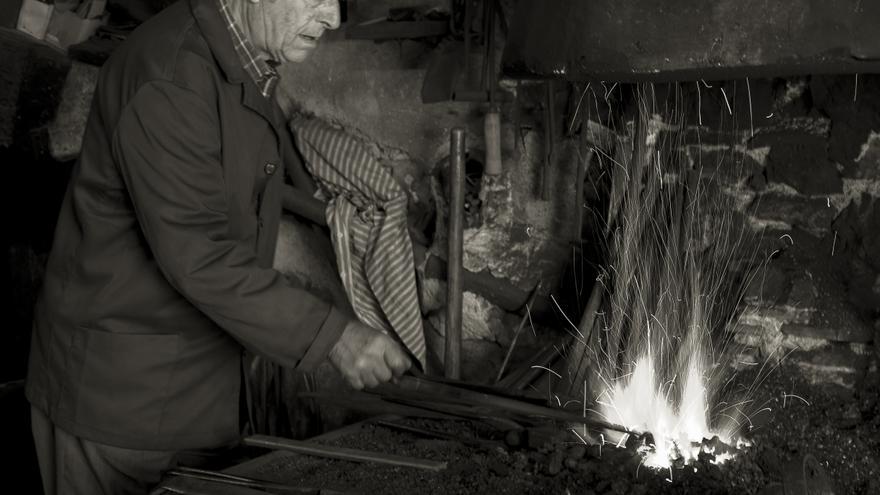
[25, 0, 348, 450]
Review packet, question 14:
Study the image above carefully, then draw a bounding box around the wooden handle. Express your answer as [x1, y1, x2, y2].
[484, 109, 502, 175]
[281, 186, 327, 226]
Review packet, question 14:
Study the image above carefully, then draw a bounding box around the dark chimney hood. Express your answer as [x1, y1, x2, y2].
[501, 0, 880, 82]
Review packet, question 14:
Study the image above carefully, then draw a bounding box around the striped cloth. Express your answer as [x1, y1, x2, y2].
[292, 118, 426, 369]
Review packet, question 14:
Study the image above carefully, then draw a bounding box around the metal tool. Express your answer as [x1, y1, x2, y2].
[160, 466, 316, 494]
[373, 374, 639, 438]
[377, 395, 525, 432]
[373, 419, 504, 450]
[496, 340, 564, 391]
[243, 434, 447, 472]
[543, 80, 555, 200]
[495, 281, 542, 384]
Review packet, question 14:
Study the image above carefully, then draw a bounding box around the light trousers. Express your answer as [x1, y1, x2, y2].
[30, 406, 226, 495]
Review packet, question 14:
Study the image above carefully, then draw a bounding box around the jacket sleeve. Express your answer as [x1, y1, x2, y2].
[111, 79, 349, 371]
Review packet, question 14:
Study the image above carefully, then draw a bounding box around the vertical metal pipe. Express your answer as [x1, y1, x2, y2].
[543, 80, 555, 200]
[574, 148, 593, 242]
[463, 0, 471, 84]
[445, 128, 466, 380]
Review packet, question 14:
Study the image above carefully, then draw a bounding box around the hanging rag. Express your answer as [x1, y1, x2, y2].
[292, 117, 426, 370]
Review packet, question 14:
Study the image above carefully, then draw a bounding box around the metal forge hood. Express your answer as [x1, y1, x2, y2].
[501, 0, 880, 82]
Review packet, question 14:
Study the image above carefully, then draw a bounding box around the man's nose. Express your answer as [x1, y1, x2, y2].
[319, 1, 341, 30]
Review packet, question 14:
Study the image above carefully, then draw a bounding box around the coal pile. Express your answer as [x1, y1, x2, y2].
[248, 418, 759, 494]
[236, 359, 879, 494]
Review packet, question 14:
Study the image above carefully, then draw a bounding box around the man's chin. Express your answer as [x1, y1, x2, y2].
[281, 47, 315, 64]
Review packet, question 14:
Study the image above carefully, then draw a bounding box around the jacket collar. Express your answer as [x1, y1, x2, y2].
[190, 0, 283, 123]
[190, 0, 247, 84]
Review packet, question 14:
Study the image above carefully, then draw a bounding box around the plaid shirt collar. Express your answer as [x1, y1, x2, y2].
[216, 0, 279, 98]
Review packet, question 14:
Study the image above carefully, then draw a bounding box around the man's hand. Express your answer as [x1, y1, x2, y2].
[328, 320, 412, 390]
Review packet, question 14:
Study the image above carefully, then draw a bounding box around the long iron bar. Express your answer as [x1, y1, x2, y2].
[243, 435, 447, 472]
[164, 467, 309, 494]
[494, 281, 541, 384]
[445, 128, 466, 379]
[375, 375, 641, 438]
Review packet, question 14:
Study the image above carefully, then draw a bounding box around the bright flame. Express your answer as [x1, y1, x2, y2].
[601, 354, 732, 468]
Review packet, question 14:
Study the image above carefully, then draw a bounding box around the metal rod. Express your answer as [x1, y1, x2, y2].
[543, 81, 555, 200]
[243, 435, 447, 472]
[445, 128, 466, 380]
[510, 342, 562, 391]
[487, 0, 497, 104]
[494, 282, 541, 383]
[165, 467, 306, 494]
[372, 376, 638, 438]
[373, 419, 498, 449]
[565, 278, 605, 396]
[574, 148, 593, 242]
[462, 0, 471, 85]
[481, 0, 494, 94]
[495, 342, 557, 390]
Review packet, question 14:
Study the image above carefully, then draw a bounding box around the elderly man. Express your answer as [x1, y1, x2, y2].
[24, 0, 412, 493]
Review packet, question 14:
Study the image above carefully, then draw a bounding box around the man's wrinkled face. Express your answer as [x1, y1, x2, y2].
[245, 0, 340, 64]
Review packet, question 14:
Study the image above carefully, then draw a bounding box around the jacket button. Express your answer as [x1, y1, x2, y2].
[264, 162, 277, 175]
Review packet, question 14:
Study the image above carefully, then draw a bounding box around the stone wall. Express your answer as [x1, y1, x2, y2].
[275, 14, 880, 389]
[641, 77, 880, 389]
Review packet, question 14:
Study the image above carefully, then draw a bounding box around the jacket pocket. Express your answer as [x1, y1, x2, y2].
[73, 327, 180, 440]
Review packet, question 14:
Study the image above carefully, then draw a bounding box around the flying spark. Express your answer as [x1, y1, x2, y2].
[566, 85, 770, 470]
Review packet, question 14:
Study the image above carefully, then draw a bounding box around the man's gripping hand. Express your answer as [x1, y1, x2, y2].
[328, 320, 412, 390]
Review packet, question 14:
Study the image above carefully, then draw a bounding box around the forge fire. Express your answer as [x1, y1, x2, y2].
[569, 89, 761, 472]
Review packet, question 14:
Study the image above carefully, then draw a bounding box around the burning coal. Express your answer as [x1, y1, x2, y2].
[568, 85, 766, 470]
